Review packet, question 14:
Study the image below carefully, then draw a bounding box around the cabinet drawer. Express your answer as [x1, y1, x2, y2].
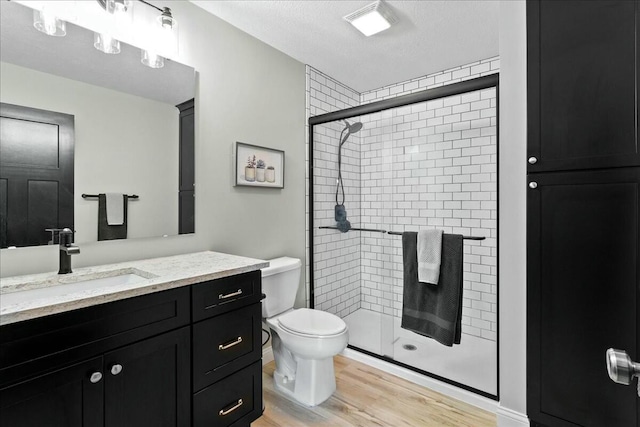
[193, 360, 262, 427]
[193, 303, 261, 392]
[192, 271, 261, 322]
[0, 287, 190, 386]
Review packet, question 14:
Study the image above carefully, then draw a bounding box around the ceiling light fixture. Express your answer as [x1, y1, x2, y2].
[344, 0, 397, 37]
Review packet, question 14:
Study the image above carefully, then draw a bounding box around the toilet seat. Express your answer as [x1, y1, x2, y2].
[277, 308, 347, 337]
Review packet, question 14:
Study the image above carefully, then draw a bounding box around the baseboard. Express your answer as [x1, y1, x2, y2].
[262, 345, 274, 365]
[341, 348, 499, 414]
[496, 406, 530, 427]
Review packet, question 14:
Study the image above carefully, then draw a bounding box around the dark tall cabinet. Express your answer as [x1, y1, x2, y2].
[177, 99, 195, 235]
[527, 1, 640, 426]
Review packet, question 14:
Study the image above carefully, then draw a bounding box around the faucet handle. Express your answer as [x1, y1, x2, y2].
[59, 228, 76, 246]
[45, 228, 64, 245]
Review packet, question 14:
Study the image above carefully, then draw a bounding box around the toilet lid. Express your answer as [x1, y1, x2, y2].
[278, 308, 347, 336]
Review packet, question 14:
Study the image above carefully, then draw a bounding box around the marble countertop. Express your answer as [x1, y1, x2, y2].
[0, 251, 269, 326]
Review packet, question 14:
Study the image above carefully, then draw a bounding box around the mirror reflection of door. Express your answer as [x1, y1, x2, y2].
[0, 102, 74, 248]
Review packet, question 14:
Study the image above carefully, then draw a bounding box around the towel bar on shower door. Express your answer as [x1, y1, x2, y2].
[318, 226, 485, 241]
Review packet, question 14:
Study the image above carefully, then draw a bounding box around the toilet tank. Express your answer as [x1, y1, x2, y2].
[261, 257, 301, 318]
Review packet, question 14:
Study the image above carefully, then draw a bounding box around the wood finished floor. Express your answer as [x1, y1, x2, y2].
[253, 355, 496, 427]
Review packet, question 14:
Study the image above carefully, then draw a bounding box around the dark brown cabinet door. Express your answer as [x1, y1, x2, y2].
[527, 168, 639, 427]
[527, 1, 640, 173]
[104, 327, 190, 427]
[0, 357, 104, 427]
[176, 99, 194, 235]
[0, 102, 74, 248]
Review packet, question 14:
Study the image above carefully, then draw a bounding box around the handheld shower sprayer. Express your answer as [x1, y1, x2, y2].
[335, 119, 363, 232]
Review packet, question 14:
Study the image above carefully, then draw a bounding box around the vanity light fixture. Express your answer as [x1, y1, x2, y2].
[141, 49, 164, 68]
[140, 6, 178, 69]
[28, 0, 178, 68]
[33, 7, 66, 36]
[158, 6, 176, 30]
[94, 32, 121, 54]
[343, 0, 397, 37]
[32, 2, 76, 37]
[94, 0, 132, 55]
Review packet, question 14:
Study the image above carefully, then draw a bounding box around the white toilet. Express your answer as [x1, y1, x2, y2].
[261, 257, 349, 407]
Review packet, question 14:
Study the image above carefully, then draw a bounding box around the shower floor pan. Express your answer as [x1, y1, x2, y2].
[343, 308, 497, 396]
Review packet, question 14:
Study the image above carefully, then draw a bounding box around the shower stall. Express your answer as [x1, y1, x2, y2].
[309, 75, 499, 399]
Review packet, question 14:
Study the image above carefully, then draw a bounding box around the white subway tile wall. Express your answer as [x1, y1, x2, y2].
[306, 66, 362, 317]
[306, 57, 499, 340]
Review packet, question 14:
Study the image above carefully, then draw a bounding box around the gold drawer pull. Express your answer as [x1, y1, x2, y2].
[219, 289, 242, 300]
[219, 399, 243, 416]
[219, 336, 243, 350]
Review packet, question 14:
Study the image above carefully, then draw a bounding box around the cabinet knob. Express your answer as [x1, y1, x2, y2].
[89, 372, 103, 384]
[528, 156, 538, 165]
[529, 182, 538, 189]
[110, 364, 123, 376]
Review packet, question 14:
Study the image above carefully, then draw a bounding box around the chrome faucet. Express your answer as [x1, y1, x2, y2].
[58, 228, 80, 274]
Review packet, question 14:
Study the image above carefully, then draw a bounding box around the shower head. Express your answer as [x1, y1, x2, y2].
[343, 119, 363, 134]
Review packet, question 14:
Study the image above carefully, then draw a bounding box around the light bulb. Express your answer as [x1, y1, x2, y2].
[106, 0, 132, 16]
[158, 8, 176, 30]
[141, 50, 164, 69]
[33, 8, 66, 37]
[94, 32, 121, 54]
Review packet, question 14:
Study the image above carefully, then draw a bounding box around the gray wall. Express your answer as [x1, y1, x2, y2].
[0, 1, 307, 307]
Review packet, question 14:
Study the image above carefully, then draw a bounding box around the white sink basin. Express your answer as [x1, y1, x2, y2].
[0, 269, 153, 307]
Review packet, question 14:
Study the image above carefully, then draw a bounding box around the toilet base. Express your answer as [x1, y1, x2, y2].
[273, 357, 337, 407]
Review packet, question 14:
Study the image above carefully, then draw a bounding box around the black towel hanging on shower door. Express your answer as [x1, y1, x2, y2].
[401, 232, 464, 347]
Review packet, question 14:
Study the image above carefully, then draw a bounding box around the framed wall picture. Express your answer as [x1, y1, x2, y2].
[234, 142, 285, 188]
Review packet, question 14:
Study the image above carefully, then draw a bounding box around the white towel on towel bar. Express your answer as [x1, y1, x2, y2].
[417, 229, 443, 285]
[105, 193, 125, 226]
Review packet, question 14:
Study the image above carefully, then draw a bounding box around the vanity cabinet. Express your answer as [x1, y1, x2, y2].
[0, 270, 263, 427]
[0, 357, 103, 427]
[103, 328, 191, 427]
[177, 98, 195, 235]
[191, 271, 264, 427]
[0, 329, 190, 427]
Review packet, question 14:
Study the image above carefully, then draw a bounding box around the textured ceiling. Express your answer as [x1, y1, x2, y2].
[191, 0, 499, 93]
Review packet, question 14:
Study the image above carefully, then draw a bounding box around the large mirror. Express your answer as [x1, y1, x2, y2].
[0, 1, 196, 248]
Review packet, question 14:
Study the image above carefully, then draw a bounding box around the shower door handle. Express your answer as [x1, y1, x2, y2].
[606, 348, 640, 397]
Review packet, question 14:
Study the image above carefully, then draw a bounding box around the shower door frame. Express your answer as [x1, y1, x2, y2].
[308, 73, 500, 401]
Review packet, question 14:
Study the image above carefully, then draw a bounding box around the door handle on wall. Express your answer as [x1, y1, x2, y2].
[606, 348, 640, 397]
